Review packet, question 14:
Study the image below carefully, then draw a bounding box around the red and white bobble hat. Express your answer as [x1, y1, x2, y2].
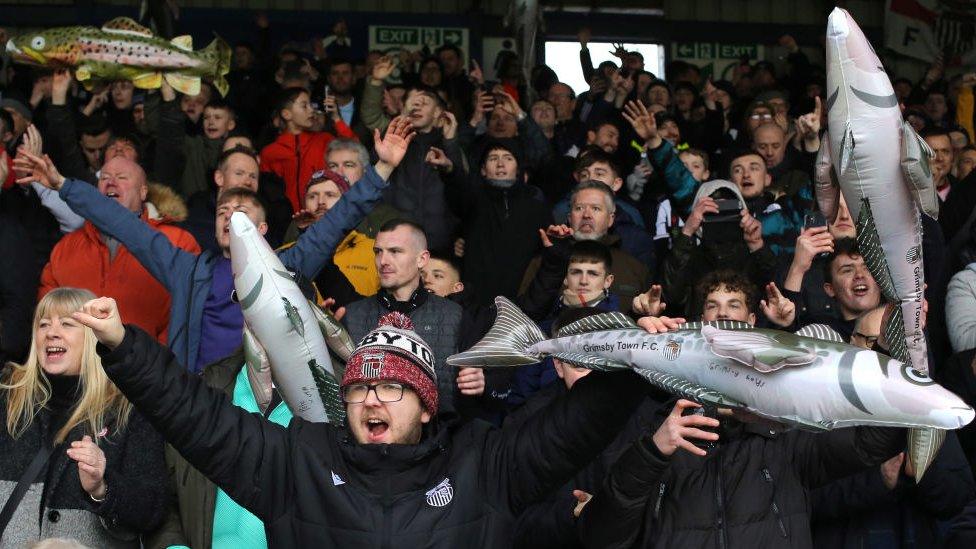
[341, 312, 439, 414]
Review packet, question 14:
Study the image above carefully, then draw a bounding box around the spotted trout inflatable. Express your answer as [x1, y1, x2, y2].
[5, 17, 230, 96]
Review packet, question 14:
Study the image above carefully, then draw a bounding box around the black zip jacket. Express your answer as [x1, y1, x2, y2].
[98, 325, 647, 548]
[578, 409, 904, 549]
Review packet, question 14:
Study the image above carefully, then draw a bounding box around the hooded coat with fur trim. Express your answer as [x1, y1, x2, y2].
[39, 187, 200, 342]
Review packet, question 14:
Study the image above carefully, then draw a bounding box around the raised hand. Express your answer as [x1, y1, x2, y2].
[741, 210, 764, 252]
[792, 226, 833, 272]
[52, 69, 72, 106]
[760, 282, 796, 328]
[470, 90, 493, 126]
[13, 150, 65, 190]
[454, 238, 465, 257]
[72, 297, 125, 349]
[577, 27, 591, 47]
[495, 91, 524, 120]
[538, 224, 574, 248]
[637, 315, 687, 334]
[373, 117, 416, 178]
[320, 297, 346, 322]
[23, 124, 43, 158]
[456, 367, 485, 396]
[291, 208, 318, 229]
[622, 100, 661, 148]
[572, 490, 592, 518]
[652, 399, 720, 457]
[371, 55, 396, 83]
[610, 42, 627, 59]
[323, 92, 339, 121]
[437, 111, 458, 140]
[633, 284, 666, 316]
[881, 452, 905, 490]
[681, 197, 718, 237]
[425, 146, 454, 172]
[468, 59, 484, 86]
[66, 435, 107, 500]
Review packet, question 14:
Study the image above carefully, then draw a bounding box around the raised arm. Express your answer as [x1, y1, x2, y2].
[75, 297, 298, 523]
[278, 117, 413, 278]
[14, 151, 200, 290]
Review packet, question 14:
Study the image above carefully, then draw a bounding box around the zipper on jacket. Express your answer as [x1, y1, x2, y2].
[715, 464, 727, 549]
[294, 134, 301, 203]
[503, 192, 510, 218]
[761, 468, 789, 538]
[653, 482, 666, 519]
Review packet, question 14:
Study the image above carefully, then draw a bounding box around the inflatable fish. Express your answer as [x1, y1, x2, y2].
[449, 298, 974, 479]
[229, 212, 346, 423]
[5, 17, 230, 96]
[818, 8, 937, 374]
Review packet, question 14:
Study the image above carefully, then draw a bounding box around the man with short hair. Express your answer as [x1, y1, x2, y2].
[925, 127, 976, 241]
[322, 138, 401, 297]
[343, 219, 464, 414]
[430, 140, 552, 304]
[38, 156, 200, 342]
[728, 149, 811, 255]
[326, 58, 371, 143]
[547, 82, 585, 155]
[820, 238, 882, 341]
[752, 122, 814, 199]
[524, 181, 648, 314]
[18, 118, 415, 373]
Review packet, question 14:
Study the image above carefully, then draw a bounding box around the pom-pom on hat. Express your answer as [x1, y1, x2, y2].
[341, 312, 439, 414]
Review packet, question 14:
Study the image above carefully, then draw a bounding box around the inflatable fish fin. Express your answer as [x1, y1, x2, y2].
[102, 17, 155, 38]
[900, 120, 940, 220]
[243, 325, 274, 413]
[203, 36, 233, 97]
[909, 427, 945, 482]
[282, 297, 305, 337]
[164, 72, 202, 96]
[814, 135, 841, 222]
[552, 352, 629, 372]
[557, 312, 637, 337]
[677, 320, 753, 331]
[838, 121, 855, 175]
[795, 324, 844, 343]
[131, 72, 162, 89]
[170, 35, 194, 51]
[447, 297, 547, 367]
[75, 65, 93, 82]
[632, 369, 743, 408]
[702, 326, 816, 373]
[310, 300, 356, 362]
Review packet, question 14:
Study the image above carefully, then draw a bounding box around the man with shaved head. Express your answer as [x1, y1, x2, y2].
[38, 156, 201, 341]
[752, 122, 814, 199]
[343, 218, 465, 415]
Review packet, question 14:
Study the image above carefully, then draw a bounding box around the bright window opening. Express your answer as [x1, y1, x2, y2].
[544, 41, 665, 96]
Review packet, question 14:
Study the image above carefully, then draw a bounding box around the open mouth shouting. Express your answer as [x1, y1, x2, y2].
[364, 417, 390, 442]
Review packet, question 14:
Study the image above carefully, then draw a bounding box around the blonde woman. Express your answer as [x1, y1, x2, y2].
[0, 288, 168, 548]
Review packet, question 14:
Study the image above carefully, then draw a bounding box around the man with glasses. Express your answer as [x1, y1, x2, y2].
[75, 294, 648, 547]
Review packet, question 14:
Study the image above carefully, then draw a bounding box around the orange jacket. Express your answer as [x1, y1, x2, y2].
[39, 210, 200, 342]
[260, 124, 356, 212]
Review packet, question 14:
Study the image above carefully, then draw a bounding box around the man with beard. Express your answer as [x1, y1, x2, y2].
[522, 180, 649, 314]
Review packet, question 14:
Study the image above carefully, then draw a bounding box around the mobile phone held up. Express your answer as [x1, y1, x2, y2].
[701, 198, 743, 243]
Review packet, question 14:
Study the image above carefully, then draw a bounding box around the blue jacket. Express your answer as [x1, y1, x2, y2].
[59, 166, 389, 371]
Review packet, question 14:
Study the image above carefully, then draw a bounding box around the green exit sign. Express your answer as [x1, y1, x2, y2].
[375, 27, 418, 45]
[675, 42, 760, 60]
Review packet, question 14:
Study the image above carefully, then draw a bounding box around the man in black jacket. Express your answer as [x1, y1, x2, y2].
[74, 295, 647, 548]
[577, 397, 904, 549]
[430, 140, 553, 305]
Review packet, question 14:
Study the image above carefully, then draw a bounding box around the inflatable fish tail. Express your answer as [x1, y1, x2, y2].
[202, 35, 231, 96]
[447, 297, 546, 367]
[309, 358, 345, 424]
[909, 427, 945, 481]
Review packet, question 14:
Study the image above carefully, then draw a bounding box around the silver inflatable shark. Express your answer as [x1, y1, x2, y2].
[818, 7, 938, 375]
[449, 298, 974, 479]
[229, 212, 351, 423]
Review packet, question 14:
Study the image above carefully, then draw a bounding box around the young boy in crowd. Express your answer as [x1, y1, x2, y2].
[260, 87, 356, 211]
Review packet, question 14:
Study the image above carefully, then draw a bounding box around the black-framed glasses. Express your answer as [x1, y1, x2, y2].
[851, 331, 879, 347]
[341, 382, 406, 404]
